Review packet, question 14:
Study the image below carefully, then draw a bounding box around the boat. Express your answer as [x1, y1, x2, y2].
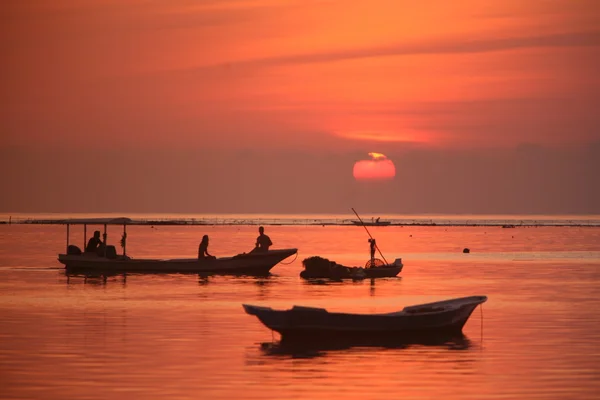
[57, 217, 297, 275]
[300, 256, 402, 279]
[243, 295, 487, 341]
[351, 219, 391, 226]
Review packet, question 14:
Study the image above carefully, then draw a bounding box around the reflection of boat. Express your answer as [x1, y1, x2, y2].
[243, 295, 487, 341]
[300, 256, 402, 279]
[64, 271, 126, 286]
[351, 220, 391, 226]
[259, 332, 471, 357]
[57, 218, 297, 275]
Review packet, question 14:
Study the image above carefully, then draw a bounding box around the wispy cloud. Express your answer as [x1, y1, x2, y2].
[201, 30, 600, 69]
[332, 130, 432, 143]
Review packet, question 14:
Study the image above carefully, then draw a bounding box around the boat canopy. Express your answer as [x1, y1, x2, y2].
[60, 217, 133, 225]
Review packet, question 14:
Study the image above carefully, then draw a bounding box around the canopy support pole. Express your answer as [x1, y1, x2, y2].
[123, 223, 127, 257]
[103, 224, 107, 257]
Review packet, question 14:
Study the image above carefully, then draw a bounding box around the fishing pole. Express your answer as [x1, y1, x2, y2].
[351, 207, 389, 265]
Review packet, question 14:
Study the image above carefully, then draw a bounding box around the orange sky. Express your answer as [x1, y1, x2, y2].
[2, 0, 599, 150]
[1, 0, 599, 213]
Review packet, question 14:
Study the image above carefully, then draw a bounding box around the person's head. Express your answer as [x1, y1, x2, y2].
[258, 226, 264, 234]
[202, 235, 209, 244]
[94, 230, 101, 239]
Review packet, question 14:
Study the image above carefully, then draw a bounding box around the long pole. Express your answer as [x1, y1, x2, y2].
[351, 208, 389, 265]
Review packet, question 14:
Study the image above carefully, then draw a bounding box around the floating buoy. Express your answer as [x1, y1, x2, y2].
[463, 248, 470, 253]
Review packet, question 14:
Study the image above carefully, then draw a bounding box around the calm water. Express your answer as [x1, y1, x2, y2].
[1, 224, 600, 399]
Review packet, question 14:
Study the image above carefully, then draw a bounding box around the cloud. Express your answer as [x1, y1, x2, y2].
[326, 95, 600, 147]
[368, 152, 387, 161]
[333, 131, 423, 143]
[200, 30, 600, 70]
[473, 0, 597, 20]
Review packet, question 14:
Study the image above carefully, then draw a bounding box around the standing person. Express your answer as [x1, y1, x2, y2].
[368, 238, 376, 261]
[198, 235, 216, 260]
[253, 226, 272, 253]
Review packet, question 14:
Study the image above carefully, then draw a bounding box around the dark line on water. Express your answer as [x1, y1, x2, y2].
[3, 218, 600, 227]
[0, 266, 63, 271]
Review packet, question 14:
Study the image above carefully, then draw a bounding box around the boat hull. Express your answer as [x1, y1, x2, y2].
[58, 248, 297, 275]
[364, 265, 402, 278]
[351, 220, 391, 226]
[244, 296, 487, 340]
[300, 265, 402, 279]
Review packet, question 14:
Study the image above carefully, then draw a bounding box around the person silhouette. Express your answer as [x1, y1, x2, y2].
[368, 238, 376, 261]
[253, 226, 272, 253]
[198, 235, 216, 260]
[85, 231, 103, 253]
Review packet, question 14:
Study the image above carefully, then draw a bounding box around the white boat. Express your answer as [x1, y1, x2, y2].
[243, 295, 487, 341]
[57, 217, 297, 275]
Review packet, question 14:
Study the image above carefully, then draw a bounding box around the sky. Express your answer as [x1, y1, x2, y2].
[1, 0, 599, 214]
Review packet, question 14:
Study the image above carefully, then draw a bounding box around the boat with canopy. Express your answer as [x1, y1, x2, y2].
[57, 217, 297, 274]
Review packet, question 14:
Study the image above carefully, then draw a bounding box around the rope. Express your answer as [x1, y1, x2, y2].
[279, 251, 298, 265]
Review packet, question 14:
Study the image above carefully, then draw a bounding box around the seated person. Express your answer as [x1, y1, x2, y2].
[198, 235, 216, 260]
[252, 226, 272, 253]
[85, 231, 103, 253]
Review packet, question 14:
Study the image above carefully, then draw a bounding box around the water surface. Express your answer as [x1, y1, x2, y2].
[1, 224, 599, 399]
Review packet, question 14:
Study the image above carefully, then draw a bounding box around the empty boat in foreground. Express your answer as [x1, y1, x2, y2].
[243, 295, 487, 341]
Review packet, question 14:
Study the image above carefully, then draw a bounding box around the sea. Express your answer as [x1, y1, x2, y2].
[1, 214, 599, 399]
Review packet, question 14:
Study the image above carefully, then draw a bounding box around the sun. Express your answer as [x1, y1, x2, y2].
[353, 152, 396, 181]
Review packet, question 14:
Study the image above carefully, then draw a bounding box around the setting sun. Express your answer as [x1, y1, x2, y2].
[353, 152, 396, 181]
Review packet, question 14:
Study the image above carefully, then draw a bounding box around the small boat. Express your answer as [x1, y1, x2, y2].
[243, 295, 487, 341]
[57, 217, 297, 275]
[351, 220, 391, 226]
[300, 256, 402, 279]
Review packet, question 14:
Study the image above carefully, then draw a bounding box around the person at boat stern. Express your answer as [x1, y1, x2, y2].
[198, 235, 216, 260]
[368, 238, 376, 261]
[252, 226, 272, 253]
